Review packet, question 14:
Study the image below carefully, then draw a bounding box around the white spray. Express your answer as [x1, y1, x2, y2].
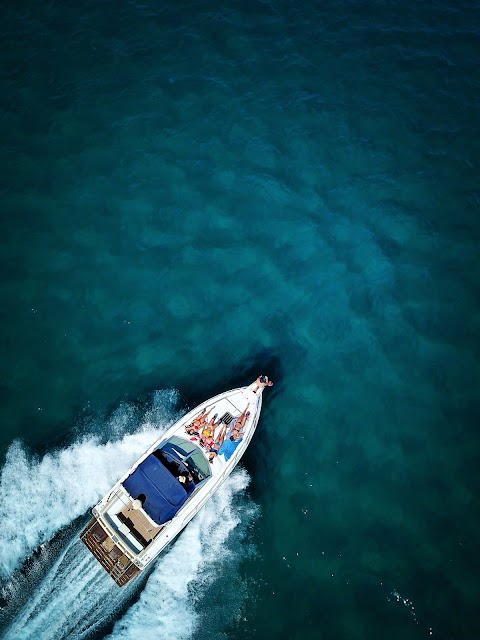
[1, 391, 257, 640]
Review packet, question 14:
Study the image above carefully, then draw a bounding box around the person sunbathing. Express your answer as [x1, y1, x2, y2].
[200, 413, 219, 439]
[185, 408, 206, 434]
[208, 423, 243, 463]
[227, 404, 250, 437]
[200, 432, 216, 450]
[186, 406, 215, 435]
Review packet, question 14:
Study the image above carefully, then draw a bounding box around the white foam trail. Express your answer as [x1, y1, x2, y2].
[3, 469, 254, 640]
[0, 390, 179, 579]
[1, 389, 258, 640]
[3, 534, 131, 639]
[107, 469, 252, 640]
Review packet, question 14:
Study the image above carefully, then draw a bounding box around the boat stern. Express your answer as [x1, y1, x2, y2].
[80, 517, 141, 587]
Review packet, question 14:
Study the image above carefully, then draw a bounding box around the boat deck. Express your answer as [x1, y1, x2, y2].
[182, 383, 261, 474]
[80, 382, 264, 587]
[117, 499, 163, 544]
[80, 517, 140, 586]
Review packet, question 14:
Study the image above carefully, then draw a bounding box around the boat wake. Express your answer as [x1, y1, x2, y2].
[0, 390, 180, 580]
[105, 469, 253, 640]
[0, 391, 257, 640]
[2, 536, 131, 639]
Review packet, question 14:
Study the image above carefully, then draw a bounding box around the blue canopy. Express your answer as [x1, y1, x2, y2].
[122, 454, 188, 525]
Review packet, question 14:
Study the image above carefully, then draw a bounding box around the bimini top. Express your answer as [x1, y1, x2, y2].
[122, 454, 188, 525]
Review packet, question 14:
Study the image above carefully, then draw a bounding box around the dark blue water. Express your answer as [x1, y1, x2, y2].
[1, 1, 479, 638]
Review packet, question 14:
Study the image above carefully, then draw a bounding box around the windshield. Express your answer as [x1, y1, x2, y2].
[159, 436, 211, 483]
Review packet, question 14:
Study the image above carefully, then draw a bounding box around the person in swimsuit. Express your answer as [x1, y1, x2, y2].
[201, 434, 216, 451]
[226, 404, 250, 437]
[185, 409, 206, 435]
[208, 423, 243, 463]
[186, 406, 215, 435]
[201, 413, 219, 439]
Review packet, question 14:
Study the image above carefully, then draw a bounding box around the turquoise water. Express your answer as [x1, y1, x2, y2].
[1, 1, 479, 638]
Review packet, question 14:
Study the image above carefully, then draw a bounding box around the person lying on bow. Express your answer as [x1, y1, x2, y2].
[208, 423, 243, 463]
[185, 406, 215, 435]
[226, 404, 250, 438]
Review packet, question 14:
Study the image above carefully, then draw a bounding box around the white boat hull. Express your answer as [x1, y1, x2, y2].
[80, 381, 264, 586]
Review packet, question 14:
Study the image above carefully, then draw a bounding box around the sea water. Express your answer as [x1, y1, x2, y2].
[0, 1, 479, 638]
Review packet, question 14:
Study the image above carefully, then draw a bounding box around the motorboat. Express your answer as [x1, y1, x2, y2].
[80, 378, 270, 586]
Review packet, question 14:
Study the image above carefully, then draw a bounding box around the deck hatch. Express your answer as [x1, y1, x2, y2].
[219, 412, 234, 425]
